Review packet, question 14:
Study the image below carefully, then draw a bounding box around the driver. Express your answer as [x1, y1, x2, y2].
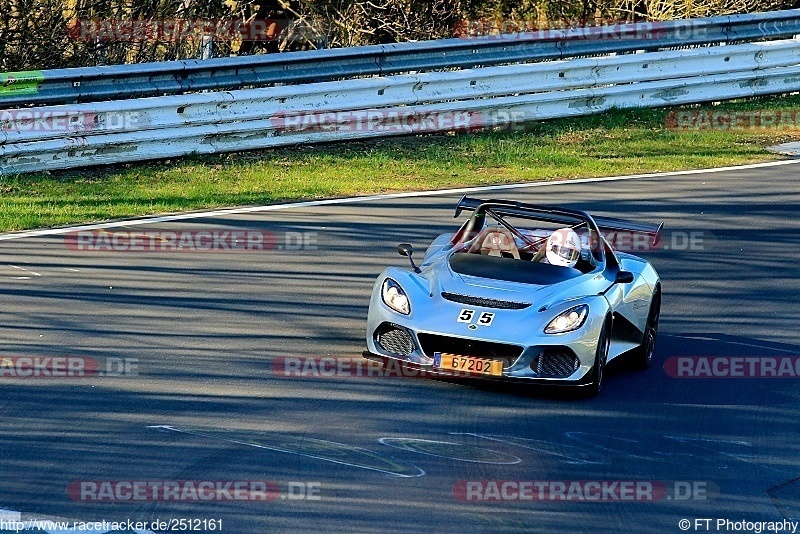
[534, 228, 582, 268]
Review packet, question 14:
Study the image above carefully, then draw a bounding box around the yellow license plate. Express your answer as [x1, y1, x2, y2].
[434, 352, 503, 376]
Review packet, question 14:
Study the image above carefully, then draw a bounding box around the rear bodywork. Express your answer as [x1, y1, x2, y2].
[364, 196, 661, 388]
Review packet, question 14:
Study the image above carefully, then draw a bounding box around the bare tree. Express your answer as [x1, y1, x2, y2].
[1, 0, 796, 71]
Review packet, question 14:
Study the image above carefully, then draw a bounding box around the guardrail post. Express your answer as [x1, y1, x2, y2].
[201, 35, 214, 60]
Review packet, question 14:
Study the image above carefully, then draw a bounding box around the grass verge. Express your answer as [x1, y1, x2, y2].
[1, 95, 799, 232]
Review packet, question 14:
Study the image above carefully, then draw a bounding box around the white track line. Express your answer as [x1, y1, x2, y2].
[148, 425, 426, 478]
[1, 159, 798, 242]
[10, 266, 42, 276]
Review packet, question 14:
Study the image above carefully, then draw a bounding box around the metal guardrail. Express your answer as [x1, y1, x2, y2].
[3, 38, 800, 174]
[3, 40, 799, 146]
[1, 9, 800, 107]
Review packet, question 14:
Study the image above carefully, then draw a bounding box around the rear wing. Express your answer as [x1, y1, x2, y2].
[455, 196, 663, 245]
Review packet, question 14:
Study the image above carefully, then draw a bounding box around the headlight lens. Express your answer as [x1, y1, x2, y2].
[545, 305, 589, 334]
[381, 278, 410, 315]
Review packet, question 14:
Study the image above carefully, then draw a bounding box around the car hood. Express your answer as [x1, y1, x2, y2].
[422, 251, 597, 310]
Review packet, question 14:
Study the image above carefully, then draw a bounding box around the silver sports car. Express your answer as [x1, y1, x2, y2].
[363, 196, 662, 395]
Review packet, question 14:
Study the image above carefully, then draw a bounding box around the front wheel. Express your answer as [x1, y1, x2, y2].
[631, 289, 661, 370]
[586, 317, 611, 397]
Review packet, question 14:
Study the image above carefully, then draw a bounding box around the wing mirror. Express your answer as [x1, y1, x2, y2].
[397, 243, 421, 273]
[615, 270, 635, 284]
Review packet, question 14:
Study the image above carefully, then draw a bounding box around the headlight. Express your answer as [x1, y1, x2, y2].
[545, 305, 588, 334]
[381, 278, 410, 315]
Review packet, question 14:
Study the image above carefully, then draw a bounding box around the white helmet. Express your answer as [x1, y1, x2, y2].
[546, 228, 582, 268]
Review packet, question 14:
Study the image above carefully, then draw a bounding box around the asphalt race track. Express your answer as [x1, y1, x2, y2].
[1, 161, 799, 533]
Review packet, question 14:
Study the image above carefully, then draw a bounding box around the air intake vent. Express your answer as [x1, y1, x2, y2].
[531, 349, 580, 377]
[441, 292, 531, 310]
[375, 323, 415, 356]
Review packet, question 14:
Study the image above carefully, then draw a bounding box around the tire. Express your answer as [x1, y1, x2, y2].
[631, 288, 661, 370]
[586, 317, 611, 397]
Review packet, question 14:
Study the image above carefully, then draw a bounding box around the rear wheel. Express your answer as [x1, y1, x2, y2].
[586, 317, 611, 397]
[631, 288, 661, 370]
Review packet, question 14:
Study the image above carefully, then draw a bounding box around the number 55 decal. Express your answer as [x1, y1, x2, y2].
[457, 309, 495, 326]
